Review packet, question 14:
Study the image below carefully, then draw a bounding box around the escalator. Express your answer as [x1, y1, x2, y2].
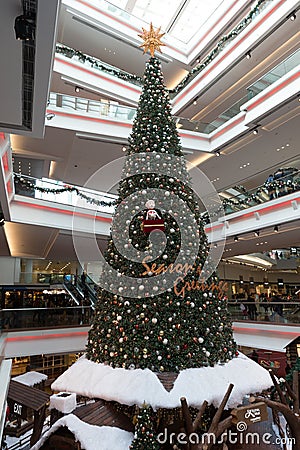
[63, 274, 98, 309]
[63, 275, 84, 306]
[77, 274, 98, 308]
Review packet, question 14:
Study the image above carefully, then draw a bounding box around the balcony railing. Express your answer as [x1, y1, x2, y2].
[221, 168, 300, 215]
[228, 301, 300, 325]
[0, 306, 93, 331]
[14, 173, 117, 214]
[13, 167, 300, 224]
[56, 43, 143, 87]
[247, 48, 300, 98]
[49, 44, 300, 134]
[49, 92, 136, 122]
[1, 302, 299, 332]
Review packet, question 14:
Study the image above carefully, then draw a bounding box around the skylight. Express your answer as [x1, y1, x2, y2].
[106, 0, 227, 44]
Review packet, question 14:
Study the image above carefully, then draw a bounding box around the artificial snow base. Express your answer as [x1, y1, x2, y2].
[12, 371, 47, 387]
[52, 353, 272, 410]
[50, 392, 77, 413]
[30, 414, 134, 450]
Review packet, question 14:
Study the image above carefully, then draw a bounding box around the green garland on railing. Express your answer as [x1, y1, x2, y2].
[55, 0, 272, 95]
[15, 173, 300, 220]
[55, 44, 143, 86]
[14, 174, 117, 208]
[169, 0, 272, 94]
[201, 176, 300, 224]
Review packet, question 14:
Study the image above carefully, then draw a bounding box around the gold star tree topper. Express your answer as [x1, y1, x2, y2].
[138, 23, 165, 57]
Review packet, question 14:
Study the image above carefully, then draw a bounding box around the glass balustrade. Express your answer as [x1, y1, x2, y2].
[247, 49, 300, 98]
[49, 92, 137, 122]
[14, 173, 117, 214]
[1, 302, 299, 332]
[228, 301, 300, 325]
[0, 306, 93, 331]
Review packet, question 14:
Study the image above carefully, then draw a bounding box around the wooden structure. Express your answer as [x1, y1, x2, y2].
[285, 336, 300, 366]
[73, 400, 134, 431]
[6, 380, 49, 446]
[38, 400, 134, 450]
[256, 369, 300, 450]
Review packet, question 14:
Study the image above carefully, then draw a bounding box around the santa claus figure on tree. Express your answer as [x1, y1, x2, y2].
[52, 23, 272, 449]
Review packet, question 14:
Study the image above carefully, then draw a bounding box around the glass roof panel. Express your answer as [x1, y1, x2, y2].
[169, 0, 226, 43]
[105, 0, 226, 44]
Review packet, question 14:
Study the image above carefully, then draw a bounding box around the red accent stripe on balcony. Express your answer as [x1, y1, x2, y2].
[56, 56, 141, 94]
[246, 70, 300, 111]
[210, 114, 245, 140]
[229, 195, 300, 222]
[46, 108, 133, 128]
[6, 331, 88, 342]
[13, 200, 112, 222]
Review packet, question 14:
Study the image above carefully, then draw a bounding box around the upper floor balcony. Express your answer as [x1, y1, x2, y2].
[48, 45, 300, 157]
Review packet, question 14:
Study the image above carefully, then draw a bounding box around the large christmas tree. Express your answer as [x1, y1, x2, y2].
[85, 27, 237, 373]
[51, 26, 272, 449]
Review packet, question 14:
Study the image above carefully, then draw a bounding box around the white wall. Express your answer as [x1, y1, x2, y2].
[0, 257, 21, 285]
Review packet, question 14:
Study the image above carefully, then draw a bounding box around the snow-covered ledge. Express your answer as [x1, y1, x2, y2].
[52, 353, 272, 410]
[30, 414, 133, 450]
